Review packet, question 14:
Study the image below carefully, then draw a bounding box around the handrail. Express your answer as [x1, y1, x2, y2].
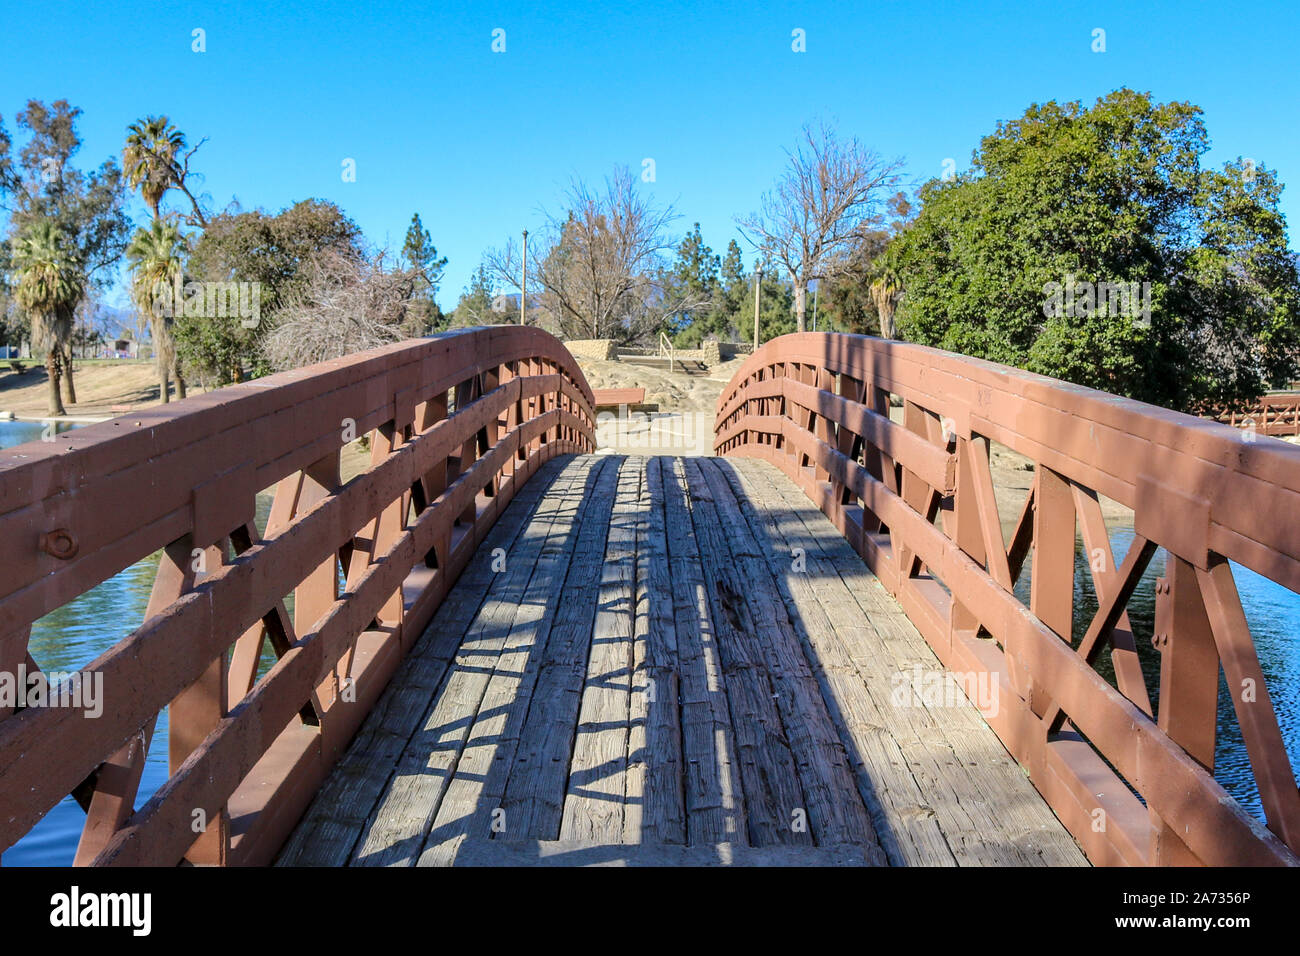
[0, 325, 595, 865]
[714, 331, 1300, 866]
[659, 331, 674, 374]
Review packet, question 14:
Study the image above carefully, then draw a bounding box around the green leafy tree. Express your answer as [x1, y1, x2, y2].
[178, 199, 363, 382]
[719, 239, 749, 319]
[11, 222, 82, 415]
[755, 265, 796, 342]
[2, 101, 131, 404]
[892, 89, 1300, 410]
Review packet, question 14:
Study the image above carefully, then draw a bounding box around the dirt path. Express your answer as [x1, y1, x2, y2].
[575, 355, 1137, 528]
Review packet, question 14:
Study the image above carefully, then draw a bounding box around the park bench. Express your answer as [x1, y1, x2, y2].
[591, 386, 656, 413]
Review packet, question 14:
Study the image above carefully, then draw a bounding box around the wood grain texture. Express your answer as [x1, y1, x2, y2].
[281, 454, 1084, 868]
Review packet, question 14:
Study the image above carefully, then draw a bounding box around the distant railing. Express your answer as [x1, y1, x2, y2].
[715, 332, 1300, 866]
[659, 331, 675, 374]
[0, 326, 595, 866]
[1210, 393, 1300, 438]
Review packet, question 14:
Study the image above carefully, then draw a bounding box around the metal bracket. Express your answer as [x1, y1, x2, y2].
[1134, 473, 1211, 569]
[193, 461, 256, 547]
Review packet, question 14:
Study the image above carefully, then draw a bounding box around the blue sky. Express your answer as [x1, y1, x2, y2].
[3, 0, 1299, 311]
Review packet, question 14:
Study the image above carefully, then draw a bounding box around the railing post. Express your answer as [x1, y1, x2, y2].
[296, 453, 343, 716]
[951, 436, 986, 639]
[453, 376, 480, 524]
[169, 539, 232, 866]
[1024, 465, 1075, 718]
[366, 421, 409, 637]
[1149, 556, 1219, 864]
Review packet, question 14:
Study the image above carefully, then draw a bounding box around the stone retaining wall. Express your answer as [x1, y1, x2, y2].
[564, 338, 619, 361]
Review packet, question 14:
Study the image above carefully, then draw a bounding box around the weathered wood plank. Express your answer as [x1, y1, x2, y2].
[629, 457, 685, 844]
[725, 456, 1087, 866]
[681, 457, 810, 847]
[559, 457, 642, 842]
[716, 457, 959, 866]
[284, 452, 1085, 868]
[697, 457, 882, 856]
[496, 456, 622, 840]
[659, 457, 748, 845]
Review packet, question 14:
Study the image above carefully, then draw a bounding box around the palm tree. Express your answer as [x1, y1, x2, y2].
[126, 220, 188, 403]
[12, 222, 83, 417]
[869, 269, 903, 340]
[123, 117, 185, 222]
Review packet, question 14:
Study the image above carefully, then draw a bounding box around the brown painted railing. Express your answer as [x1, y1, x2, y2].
[0, 325, 594, 866]
[1211, 393, 1300, 438]
[715, 332, 1300, 866]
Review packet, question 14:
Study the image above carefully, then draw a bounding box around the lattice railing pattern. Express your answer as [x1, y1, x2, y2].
[715, 332, 1300, 866]
[0, 326, 594, 866]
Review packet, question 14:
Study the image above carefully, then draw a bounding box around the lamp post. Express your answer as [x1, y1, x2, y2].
[520, 229, 528, 326]
[753, 264, 764, 350]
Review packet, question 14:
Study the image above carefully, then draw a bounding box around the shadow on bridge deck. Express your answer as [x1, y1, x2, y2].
[277, 454, 1086, 867]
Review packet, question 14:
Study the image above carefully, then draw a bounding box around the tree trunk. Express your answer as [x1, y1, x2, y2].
[173, 361, 187, 400]
[159, 363, 171, 404]
[794, 279, 808, 333]
[61, 344, 77, 405]
[46, 350, 66, 418]
[880, 302, 897, 340]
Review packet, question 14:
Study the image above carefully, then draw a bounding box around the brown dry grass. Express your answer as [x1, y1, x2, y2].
[0, 361, 205, 420]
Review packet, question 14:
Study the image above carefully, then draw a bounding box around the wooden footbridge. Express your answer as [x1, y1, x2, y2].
[1, 327, 1297, 867]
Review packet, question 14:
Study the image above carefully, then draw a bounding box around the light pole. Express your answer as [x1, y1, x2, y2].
[753, 264, 764, 350]
[520, 229, 528, 326]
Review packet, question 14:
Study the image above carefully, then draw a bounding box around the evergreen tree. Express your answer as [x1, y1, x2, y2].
[401, 212, 448, 334]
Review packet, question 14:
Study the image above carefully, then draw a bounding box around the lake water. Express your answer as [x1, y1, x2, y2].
[1, 419, 1297, 863]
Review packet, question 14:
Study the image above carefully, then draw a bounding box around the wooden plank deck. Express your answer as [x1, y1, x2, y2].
[277, 454, 1087, 867]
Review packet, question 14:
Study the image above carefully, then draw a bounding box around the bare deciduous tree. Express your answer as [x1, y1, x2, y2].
[262, 248, 419, 370]
[739, 121, 904, 332]
[484, 166, 690, 343]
